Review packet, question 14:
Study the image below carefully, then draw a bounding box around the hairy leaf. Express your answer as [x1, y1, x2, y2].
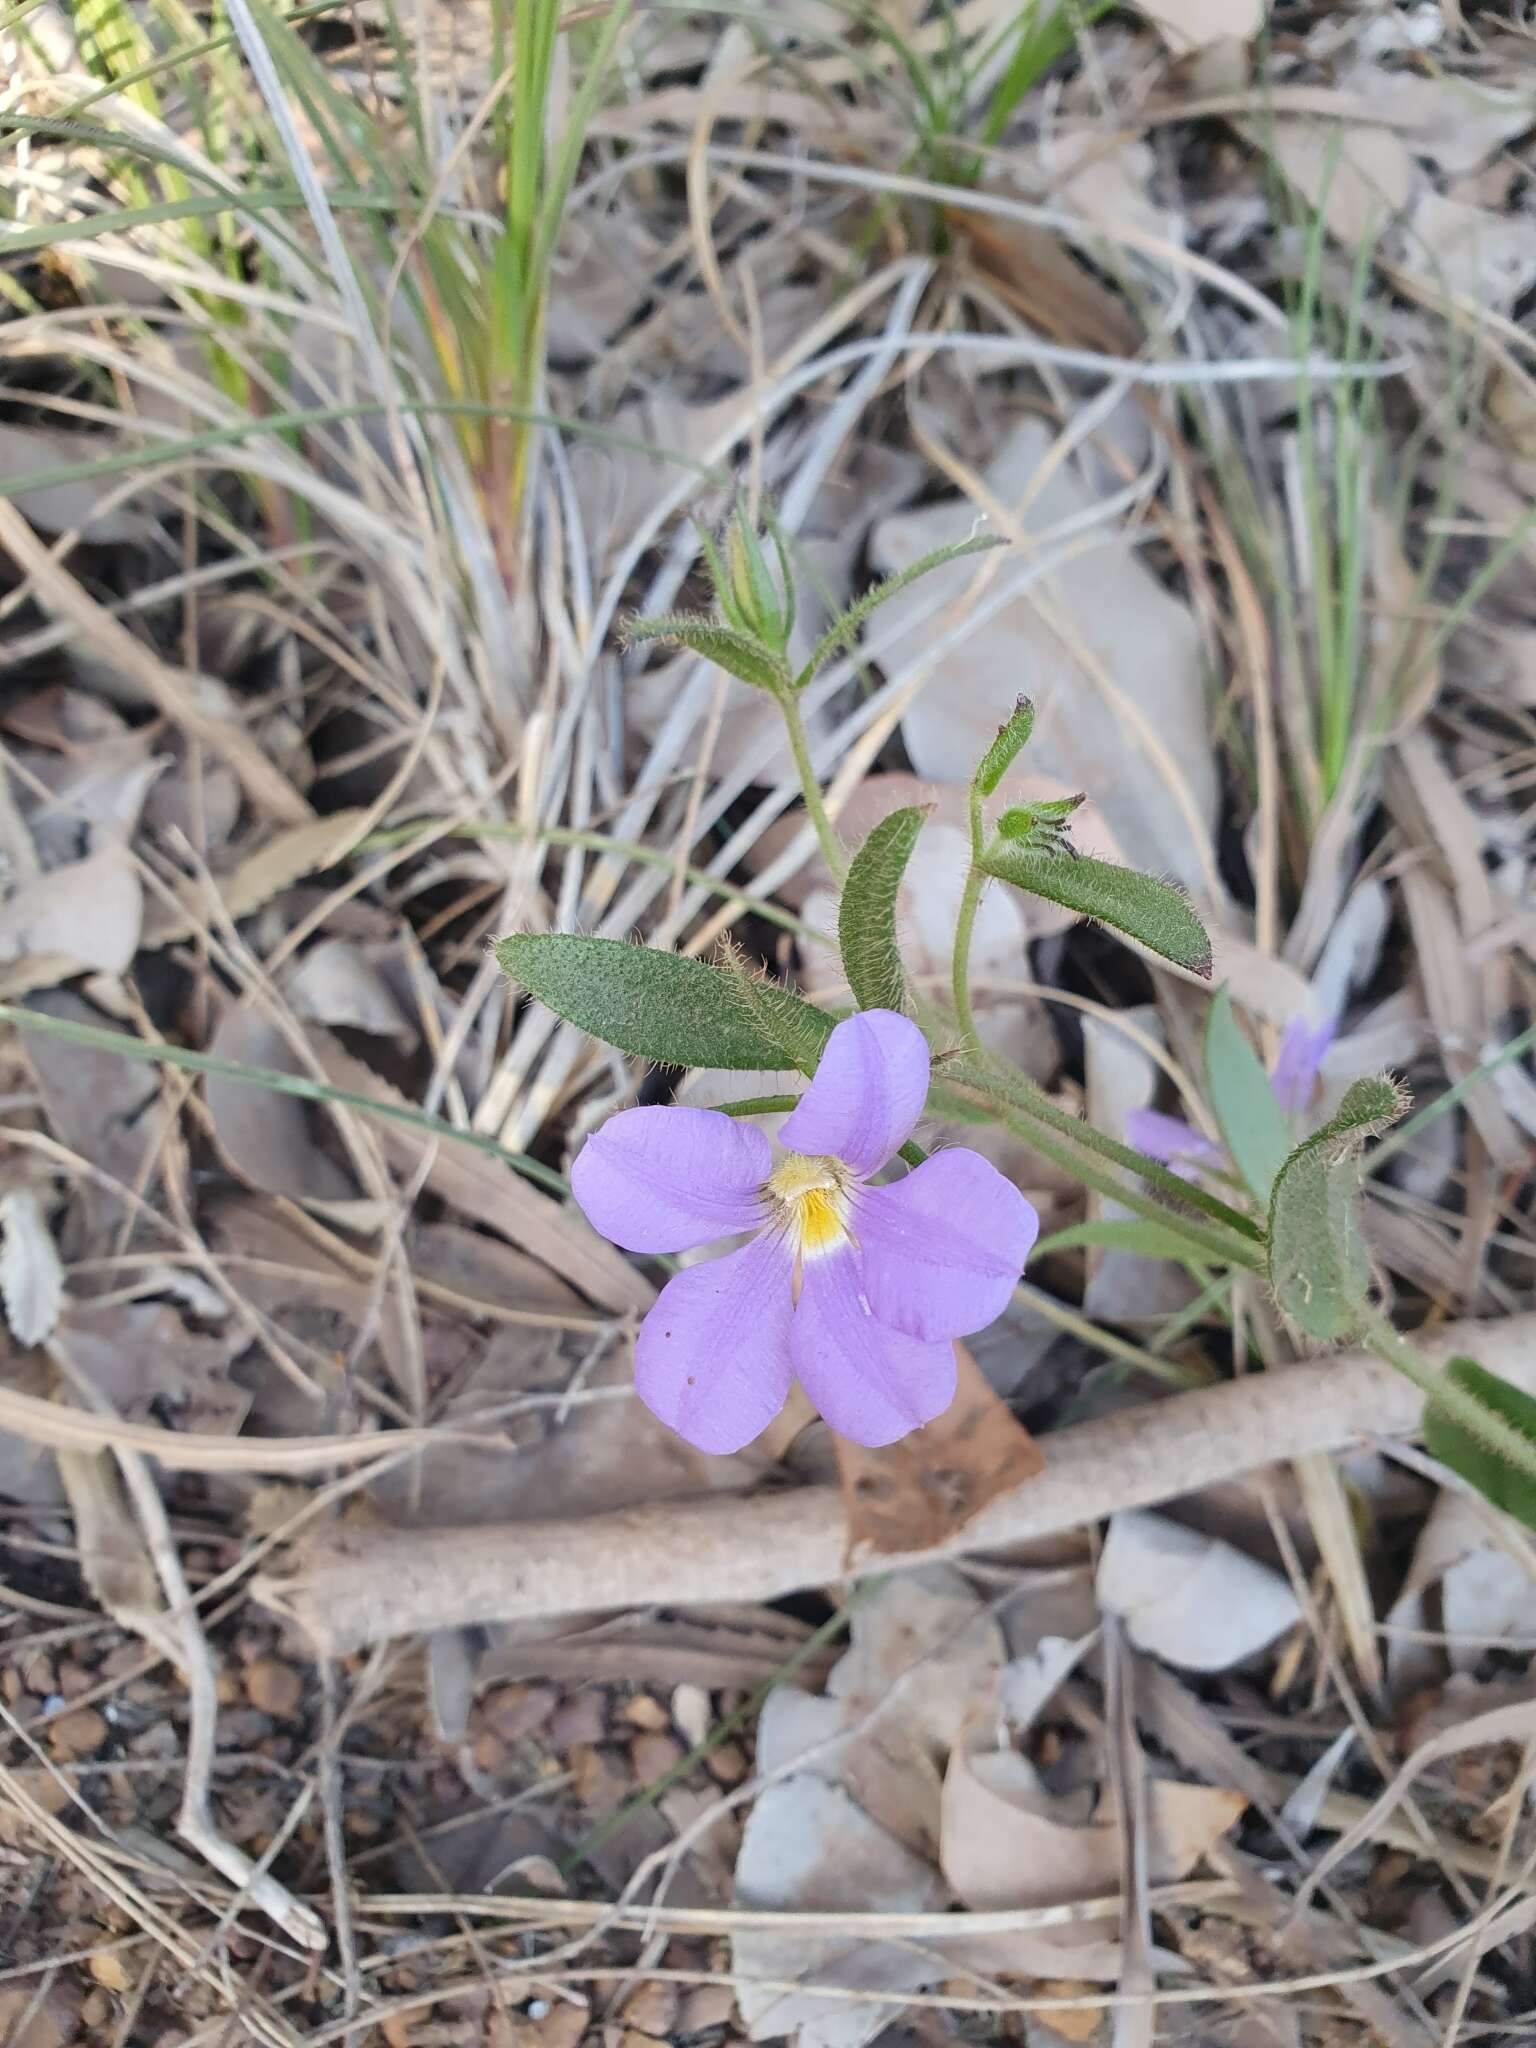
[792, 534, 1007, 690]
[980, 844, 1213, 978]
[1424, 1357, 1536, 1530]
[838, 806, 926, 1014]
[972, 697, 1035, 798]
[625, 613, 789, 694]
[1267, 1075, 1408, 1342]
[495, 934, 832, 1071]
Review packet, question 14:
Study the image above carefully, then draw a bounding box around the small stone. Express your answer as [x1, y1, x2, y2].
[704, 1740, 748, 1787]
[215, 1665, 242, 1707]
[670, 1683, 712, 1748]
[680, 1984, 738, 2032]
[80, 1988, 113, 2027]
[472, 1730, 509, 1775]
[0, 1668, 21, 1705]
[629, 1731, 684, 1787]
[22, 1652, 58, 1696]
[619, 1692, 670, 1731]
[56, 1660, 94, 1700]
[621, 1981, 678, 2038]
[89, 1951, 130, 1992]
[618, 2032, 665, 2048]
[548, 1690, 608, 1751]
[569, 1743, 629, 1815]
[479, 1683, 558, 1744]
[1030, 1983, 1102, 2043]
[48, 1706, 108, 1758]
[245, 1658, 303, 1719]
[529, 2002, 589, 2048]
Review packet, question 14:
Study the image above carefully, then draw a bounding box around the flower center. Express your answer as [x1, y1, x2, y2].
[765, 1152, 852, 1259]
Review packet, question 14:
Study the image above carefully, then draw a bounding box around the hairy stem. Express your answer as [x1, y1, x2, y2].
[1367, 1315, 1536, 1489]
[950, 783, 987, 1041]
[983, 1100, 1265, 1272]
[946, 1055, 1266, 1248]
[777, 688, 846, 885]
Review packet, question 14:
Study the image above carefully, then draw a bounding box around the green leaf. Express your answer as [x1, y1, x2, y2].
[979, 845, 1214, 978]
[838, 806, 926, 1013]
[625, 613, 789, 694]
[792, 534, 1007, 690]
[1034, 1217, 1204, 1263]
[1267, 1075, 1408, 1342]
[1424, 1358, 1536, 1530]
[495, 934, 833, 1071]
[721, 957, 838, 1073]
[972, 697, 1035, 798]
[1204, 986, 1291, 1202]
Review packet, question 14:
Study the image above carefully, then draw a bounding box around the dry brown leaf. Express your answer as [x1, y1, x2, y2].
[0, 1188, 64, 1348]
[87, 1950, 131, 1993]
[941, 1742, 1246, 1911]
[1138, 0, 1263, 46]
[141, 807, 373, 949]
[731, 1774, 945, 2048]
[948, 207, 1141, 358]
[1403, 192, 1536, 312]
[1096, 1510, 1302, 1673]
[0, 422, 157, 542]
[204, 1000, 374, 1215]
[55, 1443, 165, 1634]
[0, 844, 143, 994]
[869, 420, 1216, 889]
[22, 991, 174, 1250]
[1258, 117, 1416, 248]
[310, 1032, 653, 1314]
[834, 1342, 1043, 1564]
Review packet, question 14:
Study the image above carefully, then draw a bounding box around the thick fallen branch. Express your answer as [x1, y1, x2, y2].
[255, 1314, 1536, 1654]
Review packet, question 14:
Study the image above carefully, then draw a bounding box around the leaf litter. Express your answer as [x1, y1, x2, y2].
[0, 4, 1535, 2045]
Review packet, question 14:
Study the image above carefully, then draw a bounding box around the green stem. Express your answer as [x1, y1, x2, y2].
[946, 1055, 1267, 1249]
[778, 688, 846, 886]
[983, 1098, 1264, 1272]
[1366, 1315, 1536, 1490]
[951, 779, 986, 1043]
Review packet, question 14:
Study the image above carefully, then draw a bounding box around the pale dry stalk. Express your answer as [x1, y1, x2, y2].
[256, 1312, 1536, 1652]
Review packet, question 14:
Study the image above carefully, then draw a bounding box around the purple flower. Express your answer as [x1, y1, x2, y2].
[1126, 1011, 1339, 1171]
[571, 1010, 1039, 1454]
[1269, 1014, 1336, 1116]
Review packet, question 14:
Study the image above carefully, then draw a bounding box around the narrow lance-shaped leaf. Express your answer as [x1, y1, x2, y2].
[1266, 1075, 1408, 1343]
[980, 843, 1214, 979]
[792, 533, 1007, 690]
[495, 933, 834, 1072]
[838, 805, 927, 1014]
[625, 613, 789, 694]
[1424, 1357, 1536, 1531]
[972, 697, 1035, 799]
[1204, 985, 1291, 1203]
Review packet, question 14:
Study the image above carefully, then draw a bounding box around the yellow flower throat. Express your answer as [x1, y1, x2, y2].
[765, 1152, 852, 1259]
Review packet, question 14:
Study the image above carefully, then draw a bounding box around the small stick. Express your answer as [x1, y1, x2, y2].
[50, 1353, 328, 1952]
[255, 1313, 1536, 1654]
